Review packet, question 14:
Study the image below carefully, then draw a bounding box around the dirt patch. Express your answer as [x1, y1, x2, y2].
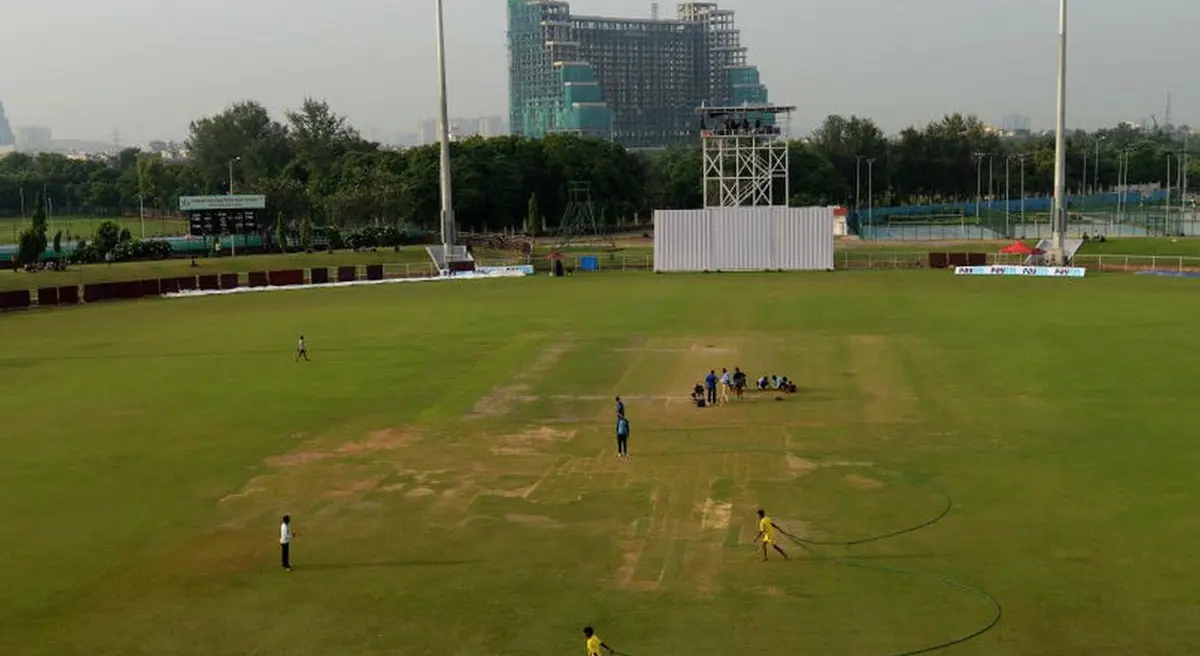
[265, 452, 331, 468]
[826, 460, 876, 468]
[491, 426, 575, 455]
[505, 514, 560, 528]
[614, 540, 660, 592]
[466, 341, 573, 419]
[337, 428, 421, 454]
[484, 482, 541, 499]
[218, 475, 272, 503]
[699, 498, 732, 530]
[406, 487, 435, 498]
[323, 477, 385, 500]
[379, 483, 407, 493]
[843, 474, 885, 490]
[786, 455, 818, 477]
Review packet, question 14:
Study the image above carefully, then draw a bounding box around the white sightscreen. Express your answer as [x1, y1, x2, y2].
[653, 207, 834, 272]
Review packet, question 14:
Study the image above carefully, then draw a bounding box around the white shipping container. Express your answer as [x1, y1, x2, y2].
[653, 207, 834, 272]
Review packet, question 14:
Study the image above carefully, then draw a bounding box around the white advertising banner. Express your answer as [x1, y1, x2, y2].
[179, 195, 267, 211]
[955, 265, 1086, 278]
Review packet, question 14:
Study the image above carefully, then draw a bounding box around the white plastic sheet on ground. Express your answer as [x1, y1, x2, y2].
[161, 266, 533, 300]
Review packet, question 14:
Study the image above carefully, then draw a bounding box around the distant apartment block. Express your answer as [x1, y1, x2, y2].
[418, 116, 510, 145]
[16, 126, 53, 152]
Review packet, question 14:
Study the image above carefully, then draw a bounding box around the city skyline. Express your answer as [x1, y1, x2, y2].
[1, 0, 1199, 144]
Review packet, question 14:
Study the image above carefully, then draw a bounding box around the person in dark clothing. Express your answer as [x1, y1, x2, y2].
[705, 370, 718, 405]
[615, 396, 625, 418]
[616, 415, 630, 457]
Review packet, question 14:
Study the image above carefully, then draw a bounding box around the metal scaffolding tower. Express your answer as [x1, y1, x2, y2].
[699, 104, 795, 207]
[554, 182, 613, 249]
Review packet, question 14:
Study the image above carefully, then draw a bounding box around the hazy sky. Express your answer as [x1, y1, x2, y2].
[1, 0, 1197, 144]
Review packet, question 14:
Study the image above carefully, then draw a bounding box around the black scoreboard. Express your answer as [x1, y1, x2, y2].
[187, 210, 260, 236]
[180, 195, 266, 237]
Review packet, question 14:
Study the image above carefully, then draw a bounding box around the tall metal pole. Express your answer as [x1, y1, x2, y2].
[435, 0, 456, 265]
[1166, 151, 1172, 235]
[1051, 0, 1069, 258]
[855, 155, 863, 216]
[973, 152, 984, 217]
[228, 156, 240, 256]
[988, 155, 995, 216]
[1019, 155, 1027, 232]
[1005, 156, 1011, 238]
[867, 158, 875, 228]
[1093, 137, 1102, 197]
[138, 156, 146, 239]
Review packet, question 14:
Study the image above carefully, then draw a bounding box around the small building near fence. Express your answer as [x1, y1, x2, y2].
[652, 206, 835, 273]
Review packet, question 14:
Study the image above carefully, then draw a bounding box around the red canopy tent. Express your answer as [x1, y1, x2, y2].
[999, 241, 1043, 255]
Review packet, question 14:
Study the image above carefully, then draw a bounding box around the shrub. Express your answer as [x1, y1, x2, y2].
[93, 220, 121, 254]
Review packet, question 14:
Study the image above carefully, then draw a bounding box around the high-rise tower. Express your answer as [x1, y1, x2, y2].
[0, 102, 15, 146]
[507, 1, 771, 149]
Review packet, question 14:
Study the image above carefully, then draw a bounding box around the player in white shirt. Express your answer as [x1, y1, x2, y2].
[296, 335, 308, 362]
[280, 515, 293, 571]
[719, 368, 732, 404]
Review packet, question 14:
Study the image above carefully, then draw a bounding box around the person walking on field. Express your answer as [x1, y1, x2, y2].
[719, 368, 732, 404]
[705, 370, 718, 405]
[280, 515, 293, 571]
[583, 626, 613, 656]
[296, 335, 309, 362]
[616, 414, 630, 458]
[755, 509, 789, 562]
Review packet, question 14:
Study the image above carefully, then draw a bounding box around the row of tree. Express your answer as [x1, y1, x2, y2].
[1, 99, 1197, 236]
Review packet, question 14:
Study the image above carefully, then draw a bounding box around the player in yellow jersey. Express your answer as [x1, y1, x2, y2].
[583, 626, 613, 656]
[755, 508, 790, 561]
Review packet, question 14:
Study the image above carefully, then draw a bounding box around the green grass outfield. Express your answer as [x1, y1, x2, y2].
[2, 271, 1200, 655]
[0, 216, 189, 240]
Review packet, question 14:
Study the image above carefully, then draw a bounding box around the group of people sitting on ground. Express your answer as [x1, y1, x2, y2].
[690, 368, 796, 407]
[757, 374, 797, 394]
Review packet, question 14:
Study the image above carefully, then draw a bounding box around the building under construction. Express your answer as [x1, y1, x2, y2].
[507, 1, 773, 149]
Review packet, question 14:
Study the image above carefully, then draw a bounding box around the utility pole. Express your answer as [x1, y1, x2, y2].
[866, 158, 876, 227]
[1094, 136, 1104, 198]
[988, 154, 995, 215]
[1018, 154, 1028, 232]
[138, 155, 146, 239]
[855, 155, 864, 218]
[1166, 151, 1172, 235]
[1005, 155, 1013, 239]
[228, 156, 241, 256]
[973, 152, 986, 218]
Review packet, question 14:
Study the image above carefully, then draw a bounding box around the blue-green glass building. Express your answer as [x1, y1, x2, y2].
[507, 1, 772, 149]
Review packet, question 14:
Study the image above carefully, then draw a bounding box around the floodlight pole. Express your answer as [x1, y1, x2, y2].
[866, 158, 875, 226]
[1005, 156, 1012, 239]
[1051, 0, 1069, 260]
[435, 0, 456, 267]
[228, 156, 241, 256]
[973, 152, 985, 218]
[855, 155, 864, 218]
